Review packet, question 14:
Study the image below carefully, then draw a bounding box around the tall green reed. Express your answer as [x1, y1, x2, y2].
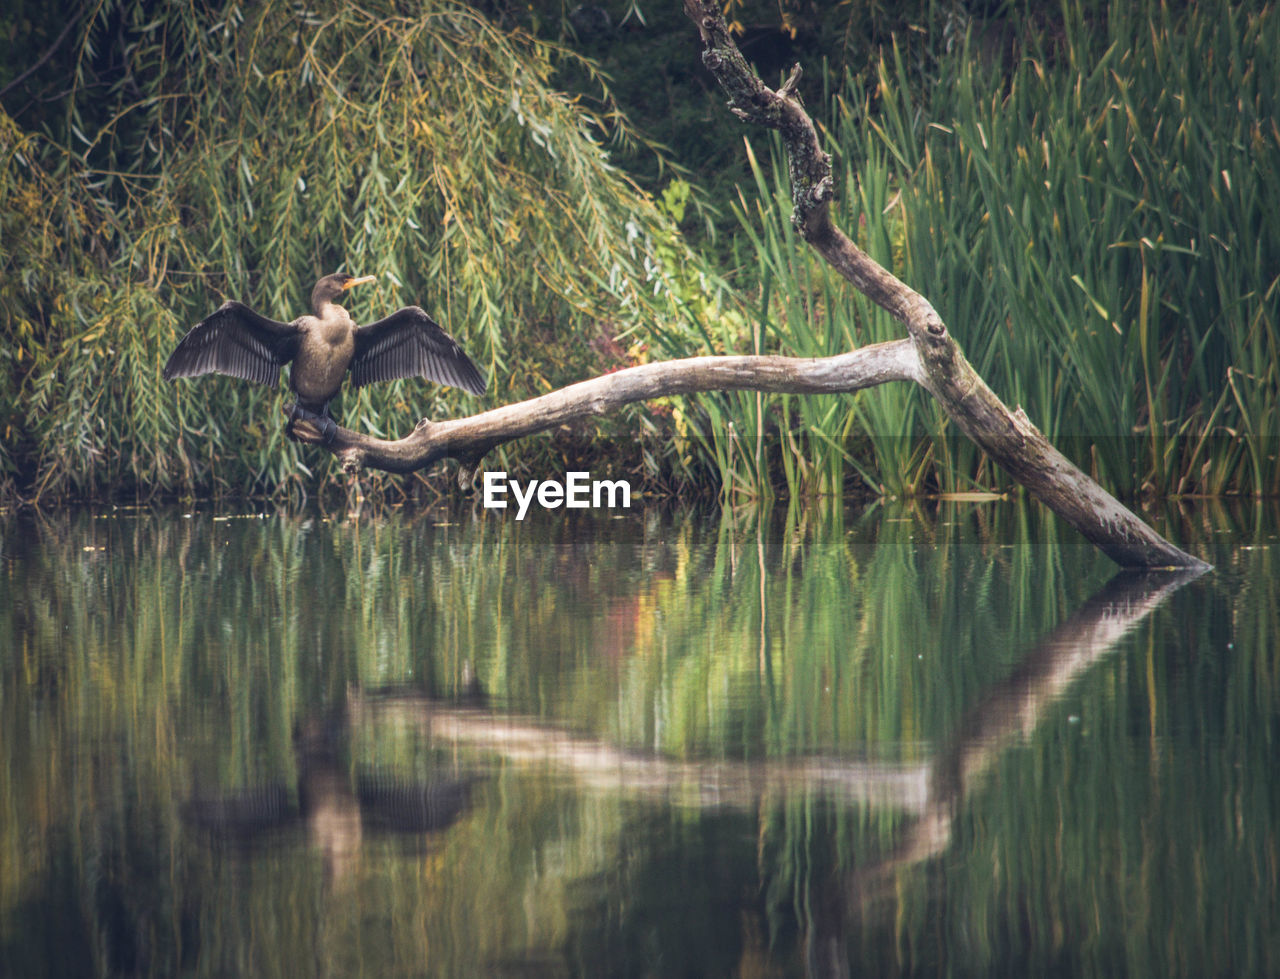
[718, 0, 1278, 499]
[864, 0, 1279, 497]
[728, 133, 934, 499]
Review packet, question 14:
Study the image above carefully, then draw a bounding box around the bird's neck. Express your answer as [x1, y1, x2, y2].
[312, 300, 348, 320]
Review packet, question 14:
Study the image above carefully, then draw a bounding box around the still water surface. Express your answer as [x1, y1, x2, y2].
[1, 500, 1277, 976]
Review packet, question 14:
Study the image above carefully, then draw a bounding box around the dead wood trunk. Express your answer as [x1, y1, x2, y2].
[289, 1, 1208, 571]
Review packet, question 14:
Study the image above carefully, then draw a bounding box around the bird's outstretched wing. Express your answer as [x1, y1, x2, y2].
[163, 301, 299, 388]
[352, 306, 487, 396]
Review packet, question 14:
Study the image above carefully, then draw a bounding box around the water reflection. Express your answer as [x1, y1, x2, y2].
[183, 701, 482, 886]
[0, 501, 1276, 975]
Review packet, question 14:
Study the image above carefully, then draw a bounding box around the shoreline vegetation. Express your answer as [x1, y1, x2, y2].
[1, 0, 1276, 505]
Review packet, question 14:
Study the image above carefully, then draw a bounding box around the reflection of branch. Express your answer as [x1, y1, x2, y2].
[360, 694, 931, 814]
[363, 569, 1201, 829]
[855, 566, 1207, 886]
[360, 564, 1203, 918]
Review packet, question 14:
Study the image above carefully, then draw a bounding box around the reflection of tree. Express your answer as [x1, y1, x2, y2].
[857, 568, 1207, 879]
[356, 566, 1203, 937]
[183, 704, 481, 887]
[367, 568, 1198, 802]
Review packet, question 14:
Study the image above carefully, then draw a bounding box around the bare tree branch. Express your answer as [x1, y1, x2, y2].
[290, 340, 923, 472]
[0, 14, 80, 102]
[288, 1, 1209, 572]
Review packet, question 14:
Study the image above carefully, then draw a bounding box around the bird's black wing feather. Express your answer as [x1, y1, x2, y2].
[163, 301, 299, 388]
[352, 307, 487, 396]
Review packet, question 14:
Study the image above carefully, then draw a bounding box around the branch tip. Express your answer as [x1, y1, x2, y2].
[779, 64, 803, 97]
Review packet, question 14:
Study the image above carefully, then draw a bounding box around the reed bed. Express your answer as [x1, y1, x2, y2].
[713, 0, 1278, 499]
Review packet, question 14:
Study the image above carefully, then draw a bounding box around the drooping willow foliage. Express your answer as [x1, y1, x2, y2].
[1, 0, 724, 500]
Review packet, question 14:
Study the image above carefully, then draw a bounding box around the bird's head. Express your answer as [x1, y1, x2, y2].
[311, 272, 377, 312]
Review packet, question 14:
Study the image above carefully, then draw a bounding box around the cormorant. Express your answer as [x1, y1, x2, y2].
[163, 272, 487, 442]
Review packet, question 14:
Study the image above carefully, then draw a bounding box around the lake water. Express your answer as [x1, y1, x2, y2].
[1, 499, 1276, 976]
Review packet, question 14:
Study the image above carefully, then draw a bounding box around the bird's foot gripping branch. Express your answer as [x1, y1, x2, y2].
[286, 404, 339, 445]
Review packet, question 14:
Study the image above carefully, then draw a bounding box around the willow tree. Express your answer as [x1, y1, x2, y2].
[2, 0, 706, 497]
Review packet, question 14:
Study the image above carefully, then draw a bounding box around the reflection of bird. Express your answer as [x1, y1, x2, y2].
[182, 709, 482, 883]
[163, 272, 487, 442]
[181, 766, 480, 845]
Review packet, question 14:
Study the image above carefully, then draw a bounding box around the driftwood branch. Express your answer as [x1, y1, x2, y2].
[291, 341, 922, 471]
[291, 1, 1209, 571]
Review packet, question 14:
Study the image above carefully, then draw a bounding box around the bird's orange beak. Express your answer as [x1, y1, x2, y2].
[343, 274, 378, 290]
